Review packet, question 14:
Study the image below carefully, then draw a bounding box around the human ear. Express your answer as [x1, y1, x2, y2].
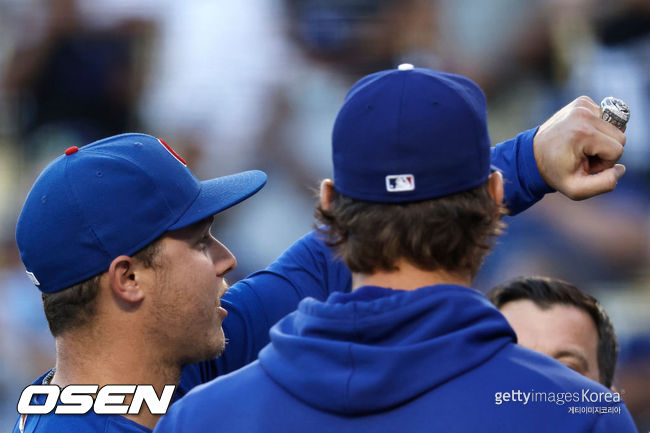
[319, 179, 335, 211]
[107, 255, 145, 304]
[488, 171, 504, 205]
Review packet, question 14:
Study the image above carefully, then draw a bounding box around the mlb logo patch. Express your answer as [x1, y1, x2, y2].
[386, 174, 415, 192]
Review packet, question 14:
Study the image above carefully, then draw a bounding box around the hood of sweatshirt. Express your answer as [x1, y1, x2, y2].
[258, 284, 515, 415]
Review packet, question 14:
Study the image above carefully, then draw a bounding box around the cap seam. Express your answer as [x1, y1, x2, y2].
[63, 156, 112, 265]
[396, 71, 409, 151]
[90, 148, 187, 223]
[167, 183, 202, 228]
[84, 132, 153, 150]
[441, 74, 488, 175]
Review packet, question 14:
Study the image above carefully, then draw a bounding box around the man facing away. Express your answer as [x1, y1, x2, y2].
[154, 67, 638, 432]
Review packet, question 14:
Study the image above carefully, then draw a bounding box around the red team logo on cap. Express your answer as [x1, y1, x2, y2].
[157, 138, 187, 166]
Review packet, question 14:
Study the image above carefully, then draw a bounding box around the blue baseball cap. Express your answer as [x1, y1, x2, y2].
[16, 133, 267, 293]
[332, 64, 492, 202]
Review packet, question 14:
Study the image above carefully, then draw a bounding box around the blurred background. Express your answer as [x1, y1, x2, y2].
[0, 0, 648, 429]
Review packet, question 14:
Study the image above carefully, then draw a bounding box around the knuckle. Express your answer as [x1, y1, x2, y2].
[568, 106, 594, 128]
[573, 121, 594, 140]
[615, 142, 624, 158]
[575, 95, 595, 108]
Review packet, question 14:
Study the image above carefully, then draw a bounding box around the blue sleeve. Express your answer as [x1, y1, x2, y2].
[492, 127, 554, 215]
[219, 230, 352, 370]
[177, 128, 554, 391]
[178, 230, 352, 388]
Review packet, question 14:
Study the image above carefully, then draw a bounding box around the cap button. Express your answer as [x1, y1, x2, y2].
[398, 63, 414, 71]
[64, 146, 79, 156]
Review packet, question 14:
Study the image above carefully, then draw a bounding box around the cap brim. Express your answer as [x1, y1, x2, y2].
[168, 170, 267, 230]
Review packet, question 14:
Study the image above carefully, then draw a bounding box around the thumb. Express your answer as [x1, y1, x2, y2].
[566, 164, 626, 200]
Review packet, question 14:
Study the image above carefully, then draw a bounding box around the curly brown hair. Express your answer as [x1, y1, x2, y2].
[315, 181, 506, 279]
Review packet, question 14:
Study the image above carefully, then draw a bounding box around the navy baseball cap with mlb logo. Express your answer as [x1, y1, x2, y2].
[332, 64, 492, 202]
[16, 133, 266, 293]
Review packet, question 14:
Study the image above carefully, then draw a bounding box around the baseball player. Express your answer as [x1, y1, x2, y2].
[154, 67, 636, 432]
[14, 70, 628, 432]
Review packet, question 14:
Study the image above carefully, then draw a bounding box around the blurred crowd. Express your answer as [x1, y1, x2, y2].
[0, 0, 648, 429]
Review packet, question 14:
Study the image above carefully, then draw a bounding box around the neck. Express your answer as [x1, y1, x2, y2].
[352, 259, 471, 291]
[52, 324, 180, 430]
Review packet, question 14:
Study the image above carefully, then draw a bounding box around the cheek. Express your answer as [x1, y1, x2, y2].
[190, 252, 219, 282]
[160, 256, 219, 313]
[170, 258, 214, 293]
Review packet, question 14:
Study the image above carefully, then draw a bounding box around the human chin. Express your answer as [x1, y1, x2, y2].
[204, 327, 226, 360]
[205, 321, 226, 357]
[183, 328, 225, 364]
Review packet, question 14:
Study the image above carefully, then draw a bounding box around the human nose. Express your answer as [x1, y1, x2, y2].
[212, 239, 236, 277]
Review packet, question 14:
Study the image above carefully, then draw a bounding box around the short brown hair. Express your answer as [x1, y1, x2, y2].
[42, 238, 163, 337]
[488, 276, 618, 388]
[315, 181, 505, 278]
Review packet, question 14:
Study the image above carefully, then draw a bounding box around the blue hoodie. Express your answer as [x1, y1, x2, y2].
[155, 285, 637, 433]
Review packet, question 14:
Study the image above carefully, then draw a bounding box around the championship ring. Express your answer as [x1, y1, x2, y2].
[600, 97, 630, 130]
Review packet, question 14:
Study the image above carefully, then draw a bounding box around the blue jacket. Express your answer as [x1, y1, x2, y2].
[14, 129, 556, 432]
[155, 285, 638, 433]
